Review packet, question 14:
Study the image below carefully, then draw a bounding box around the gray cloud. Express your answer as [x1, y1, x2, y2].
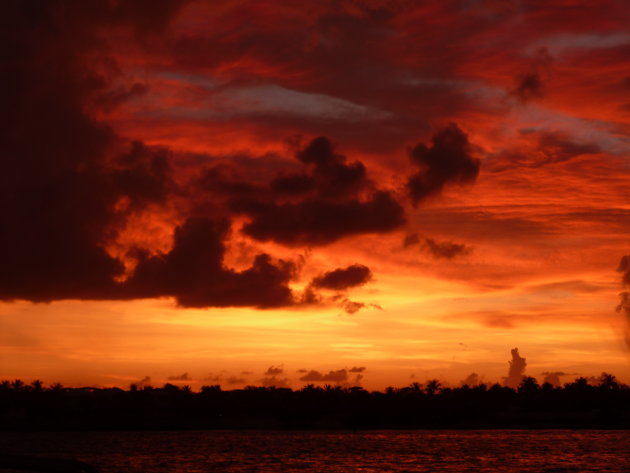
[503, 347, 526, 389]
[167, 372, 191, 381]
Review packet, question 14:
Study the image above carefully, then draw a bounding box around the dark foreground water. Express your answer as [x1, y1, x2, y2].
[1, 430, 630, 473]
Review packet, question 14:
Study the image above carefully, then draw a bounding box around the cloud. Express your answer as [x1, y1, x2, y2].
[503, 347, 527, 389]
[203, 373, 223, 383]
[510, 47, 553, 103]
[310, 264, 372, 290]
[482, 316, 515, 329]
[0, 0, 186, 302]
[294, 137, 369, 198]
[134, 376, 152, 388]
[512, 72, 545, 103]
[618, 292, 630, 342]
[407, 124, 480, 205]
[618, 255, 630, 286]
[616, 255, 630, 350]
[299, 369, 349, 382]
[167, 372, 191, 381]
[7, 0, 624, 323]
[264, 365, 284, 376]
[208, 83, 388, 121]
[403, 233, 421, 248]
[499, 130, 603, 168]
[1, 1, 322, 310]
[526, 280, 607, 294]
[225, 376, 247, 385]
[461, 372, 480, 387]
[541, 371, 569, 387]
[237, 192, 405, 246]
[536, 131, 600, 162]
[203, 373, 247, 386]
[403, 233, 471, 259]
[337, 298, 382, 314]
[298, 367, 365, 386]
[346, 300, 368, 314]
[231, 137, 406, 246]
[342, 300, 366, 314]
[125, 218, 297, 308]
[260, 376, 290, 388]
[95, 82, 148, 113]
[423, 238, 471, 259]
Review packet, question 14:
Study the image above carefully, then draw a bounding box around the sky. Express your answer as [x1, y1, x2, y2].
[1, 0, 630, 391]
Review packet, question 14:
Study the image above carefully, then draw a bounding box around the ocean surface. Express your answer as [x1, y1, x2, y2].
[1, 430, 629, 472]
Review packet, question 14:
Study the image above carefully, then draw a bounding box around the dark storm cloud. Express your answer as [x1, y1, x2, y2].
[349, 366, 366, 373]
[194, 136, 405, 247]
[126, 218, 297, 308]
[2, 0, 487, 308]
[113, 141, 176, 210]
[407, 124, 480, 205]
[310, 264, 372, 290]
[270, 173, 316, 196]
[0, 0, 327, 309]
[264, 135, 368, 200]
[294, 137, 369, 199]
[237, 191, 405, 246]
[199, 165, 265, 200]
[0, 0, 189, 302]
[230, 136, 405, 246]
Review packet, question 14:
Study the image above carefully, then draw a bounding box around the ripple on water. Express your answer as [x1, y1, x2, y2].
[1, 430, 630, 473]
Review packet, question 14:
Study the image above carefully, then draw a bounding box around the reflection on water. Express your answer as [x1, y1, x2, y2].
[1, 430, 629, 472]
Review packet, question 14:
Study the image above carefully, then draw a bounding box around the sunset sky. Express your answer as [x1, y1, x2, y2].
[2, 0, 630, 391]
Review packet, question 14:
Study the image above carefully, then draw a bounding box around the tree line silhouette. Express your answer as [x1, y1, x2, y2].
[1, 374, 629, 430]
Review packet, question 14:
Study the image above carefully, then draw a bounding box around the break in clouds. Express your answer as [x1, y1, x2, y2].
[1, 0, 482, 309]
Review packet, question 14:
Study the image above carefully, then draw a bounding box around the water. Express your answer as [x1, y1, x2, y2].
[1, 430, 629, 472]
